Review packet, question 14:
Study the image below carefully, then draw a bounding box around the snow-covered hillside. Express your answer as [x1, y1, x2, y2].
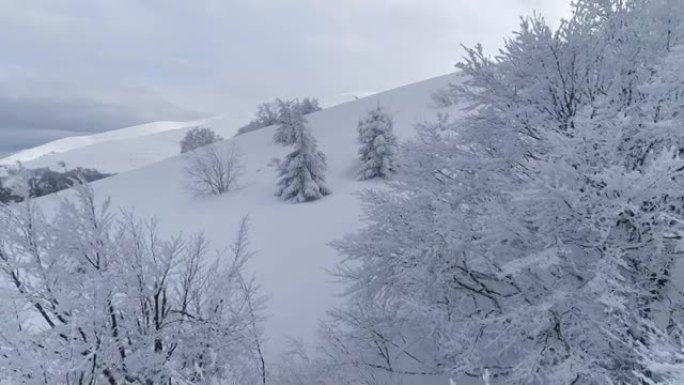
[33, 72, 461, 361]
[0, 119, 221, 173]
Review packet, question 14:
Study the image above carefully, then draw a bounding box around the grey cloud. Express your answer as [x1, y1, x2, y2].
[0, 94, 200, 133]
[0, 127, 79, 153]
[0, 89, 202, 151]
[0, 0, 571, 152]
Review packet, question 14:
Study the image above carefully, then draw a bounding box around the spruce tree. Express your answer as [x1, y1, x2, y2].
[276, 122, 330, 203]
[357, 107, 397, 179]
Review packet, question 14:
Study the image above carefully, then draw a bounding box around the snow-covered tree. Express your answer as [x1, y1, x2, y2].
[180, 127, 223, 153]
[238, 101, 280, 135]
[184, 143, 244, 195]
[298, 97, 321, 115]
[273, 100, 309, 145]
[276, 122, 330, 203]
[238, 98, 322, 136]
[357, 107, 398, 180]
[0, 184, 265, 385]
[317, 1, 684, 384]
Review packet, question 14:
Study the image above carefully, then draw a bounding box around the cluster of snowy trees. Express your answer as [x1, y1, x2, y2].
[274, 0, 684, 384]
[180, 127, 224, 154]
[9, 1, 684, 384]
[0, 184, 266, 385]
[0, 164, 112, 204]
[237, 98, 321, 136]
[179, 95, 396, 203]
[273, 102, 398, 203]
[272, 100, 398, 202]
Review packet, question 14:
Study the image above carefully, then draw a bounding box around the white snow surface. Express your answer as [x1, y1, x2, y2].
[33, 72, 462, 359]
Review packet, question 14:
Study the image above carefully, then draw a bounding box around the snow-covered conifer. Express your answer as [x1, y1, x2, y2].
[356, 106, 398, 179]
[276, 122, 330, 202]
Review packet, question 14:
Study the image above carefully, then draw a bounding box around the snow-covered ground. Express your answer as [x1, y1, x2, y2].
[30, 72, 461, 360]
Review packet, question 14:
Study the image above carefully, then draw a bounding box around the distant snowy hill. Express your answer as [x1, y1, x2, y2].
[1, 100, 353, 175]
[0, 119, 227, 173]
[32, 72, 461, 367]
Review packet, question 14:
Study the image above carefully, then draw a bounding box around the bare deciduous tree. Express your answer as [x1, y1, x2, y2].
[184, 143, 244, 196]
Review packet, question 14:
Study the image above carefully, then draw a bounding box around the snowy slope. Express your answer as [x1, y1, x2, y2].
[1, 120, 200, 163]
[0, 119, 227, 173]
[36, 72, 462, 362]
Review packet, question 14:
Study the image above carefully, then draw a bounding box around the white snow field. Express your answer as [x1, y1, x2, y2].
[31, 72, 462, 363]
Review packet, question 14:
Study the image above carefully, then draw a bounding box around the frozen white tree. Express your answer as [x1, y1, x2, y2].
[276, 121, 330, 203]
[0, 184, 265, 385]
[297, 97, 321, 115]
[184, 143, 244, 196]
[180, 127, 224, 153]
[238, 101, 280, 136]
[357, 107, 398, 180]
[431, 86, 458, 108]
[238, 97, 321, 136]
[311, 1, 684, 384]
[273, 100, 309, 145]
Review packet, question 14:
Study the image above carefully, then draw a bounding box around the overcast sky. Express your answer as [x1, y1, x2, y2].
[0, 0, 571, 153]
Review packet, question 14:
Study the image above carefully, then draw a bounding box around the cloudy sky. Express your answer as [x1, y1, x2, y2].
[0, 0, 571, 154]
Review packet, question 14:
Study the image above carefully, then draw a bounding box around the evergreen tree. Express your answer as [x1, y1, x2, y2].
[276, 122, 330, 202]
[357, 107, 397, 179]
[273, 100, 307, 145]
